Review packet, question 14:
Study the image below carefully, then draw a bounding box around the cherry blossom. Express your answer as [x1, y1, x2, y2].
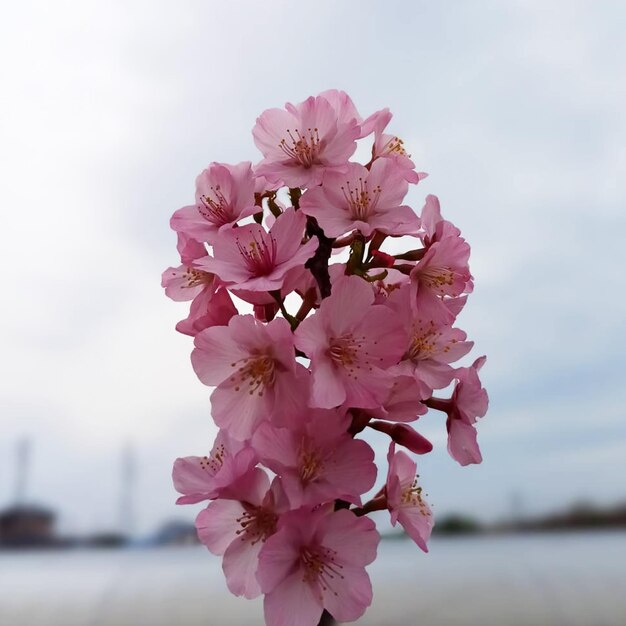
[163, 91, 489, 626]
[198, 208, 318, 292]
[252, 409, 376, 507]
[173, 430, 256, 504]
[253, 93, 360, 188]
[191, 315, 306, 440]
[385, 443, 434, 551]
[299, 159, 420, 238]
[196, 468, 287, 599]
[171, 161, 258, 244]
[258, 507, 379, 626]
[295, 275, 406, 409]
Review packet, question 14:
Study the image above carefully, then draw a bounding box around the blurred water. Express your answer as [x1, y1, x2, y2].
[0, 532, 625, 626]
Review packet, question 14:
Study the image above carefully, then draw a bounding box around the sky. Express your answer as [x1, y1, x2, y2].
[1, 0, 625, 536]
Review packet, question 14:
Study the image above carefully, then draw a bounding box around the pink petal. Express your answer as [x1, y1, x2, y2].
[447, 418, 483, 466]
[310, 357, 347, 409]
[195, 499, 244, 555]
[257, 525, 301, 594]
[323, 439, 377, 501]
[324, 275, 374, 337]
[191, 323, 247, 386]
[321, 565, 373, 623]
[319, 509, 379, 567]
[222, 535, 263, 599]
[252, 423, 299, 470]
[398, 503, 433, 553]
[263, 571, 322, 626]
[211, 380, 270, 441]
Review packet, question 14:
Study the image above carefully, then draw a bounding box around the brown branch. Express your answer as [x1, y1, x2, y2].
[305, 216, 334, 299]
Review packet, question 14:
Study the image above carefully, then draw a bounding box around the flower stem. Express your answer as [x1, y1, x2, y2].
[424, 396, 452, 413]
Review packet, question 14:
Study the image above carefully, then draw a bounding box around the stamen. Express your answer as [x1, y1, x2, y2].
[229, 354, 276, 396]
[407, 320, 440, 360]
[199, 184, 232, 225]
[340, 177, 382, 221]
[181, 267, 212, 289]
[278, 127, 321, 168]
[401, 477, 430, 516]
[199, 444, 226, 475]
[236, 233, 277, 276]
[328, 333, 373, 379]
[418, 265, 456, 293]
[381, 135, 410, 158]
[301, 546, 344, 595]
[235, 506, 278, 545]
[298, 441, 323, 483]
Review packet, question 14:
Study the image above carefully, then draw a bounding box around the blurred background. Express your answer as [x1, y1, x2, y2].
[1, 1, 625, 625]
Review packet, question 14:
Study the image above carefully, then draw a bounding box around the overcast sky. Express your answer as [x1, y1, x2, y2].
[1, 0, 624, 535]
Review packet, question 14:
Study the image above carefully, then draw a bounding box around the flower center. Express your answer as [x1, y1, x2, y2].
[328, 333, 375, 379]
[407, 321, 439, 361]
[418, 265, 455, 293]
[235, 505, 278, 545]
[300, 546, 344, 594]
[298, 443, 323, 483]
[236, 234, 277, 276]
[341, 177, 381, 221]
[199, 443, 225, 476]
[199, 185, 232, 225]
[181, 267, 213, 289]
[278, 128, 321, 168]
[381, 135, 410, 158]
[229, 354, 276, 396]
[401, 477, 429, 515]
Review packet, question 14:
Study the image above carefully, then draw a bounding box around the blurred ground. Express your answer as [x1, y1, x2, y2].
[1, 533, 625, 626]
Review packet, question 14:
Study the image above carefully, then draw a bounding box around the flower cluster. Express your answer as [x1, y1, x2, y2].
[163, 90, 489, 626]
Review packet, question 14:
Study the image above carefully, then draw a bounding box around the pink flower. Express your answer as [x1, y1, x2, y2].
[170, 161, 258, 244]
[196, 468, 287, 599]
[410, 232, 473, 323]
[253, 94, 360, 188]
[420, 194, 461, 245]
[294, 275, 406, 409]
[161, 263, 216, 303]
[252, 409, 376, 508]
[357, 374, 427, 423]
[162, 233, 214, 303]
[388, 285, 474, 393]
[316, 89, 387, 139]
[175, 286, 238, 337]
[299, 159, 421, 238]
[162, 237, 238, 337]
[231, 266, 308, 309]
[198, 208, 318, 292]
[258, 507, 379, 626]
[446, 356, 488, 466]
[371, 109, 427, 184]
[191, 315, 307, 440]
[172, 430, 256, 504]
[385, 443, 433, 551]
[176, 232, 207, 266]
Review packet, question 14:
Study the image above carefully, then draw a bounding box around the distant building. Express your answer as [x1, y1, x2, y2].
[0, 505, 56, 548]
[152, 520, 200, 546]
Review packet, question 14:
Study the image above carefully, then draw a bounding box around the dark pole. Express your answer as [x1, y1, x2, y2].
[120, 443, 135, 538]
[14, 438, 30, 505]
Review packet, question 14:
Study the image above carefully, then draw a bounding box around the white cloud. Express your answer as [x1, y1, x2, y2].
[1, 0, 624, 532]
